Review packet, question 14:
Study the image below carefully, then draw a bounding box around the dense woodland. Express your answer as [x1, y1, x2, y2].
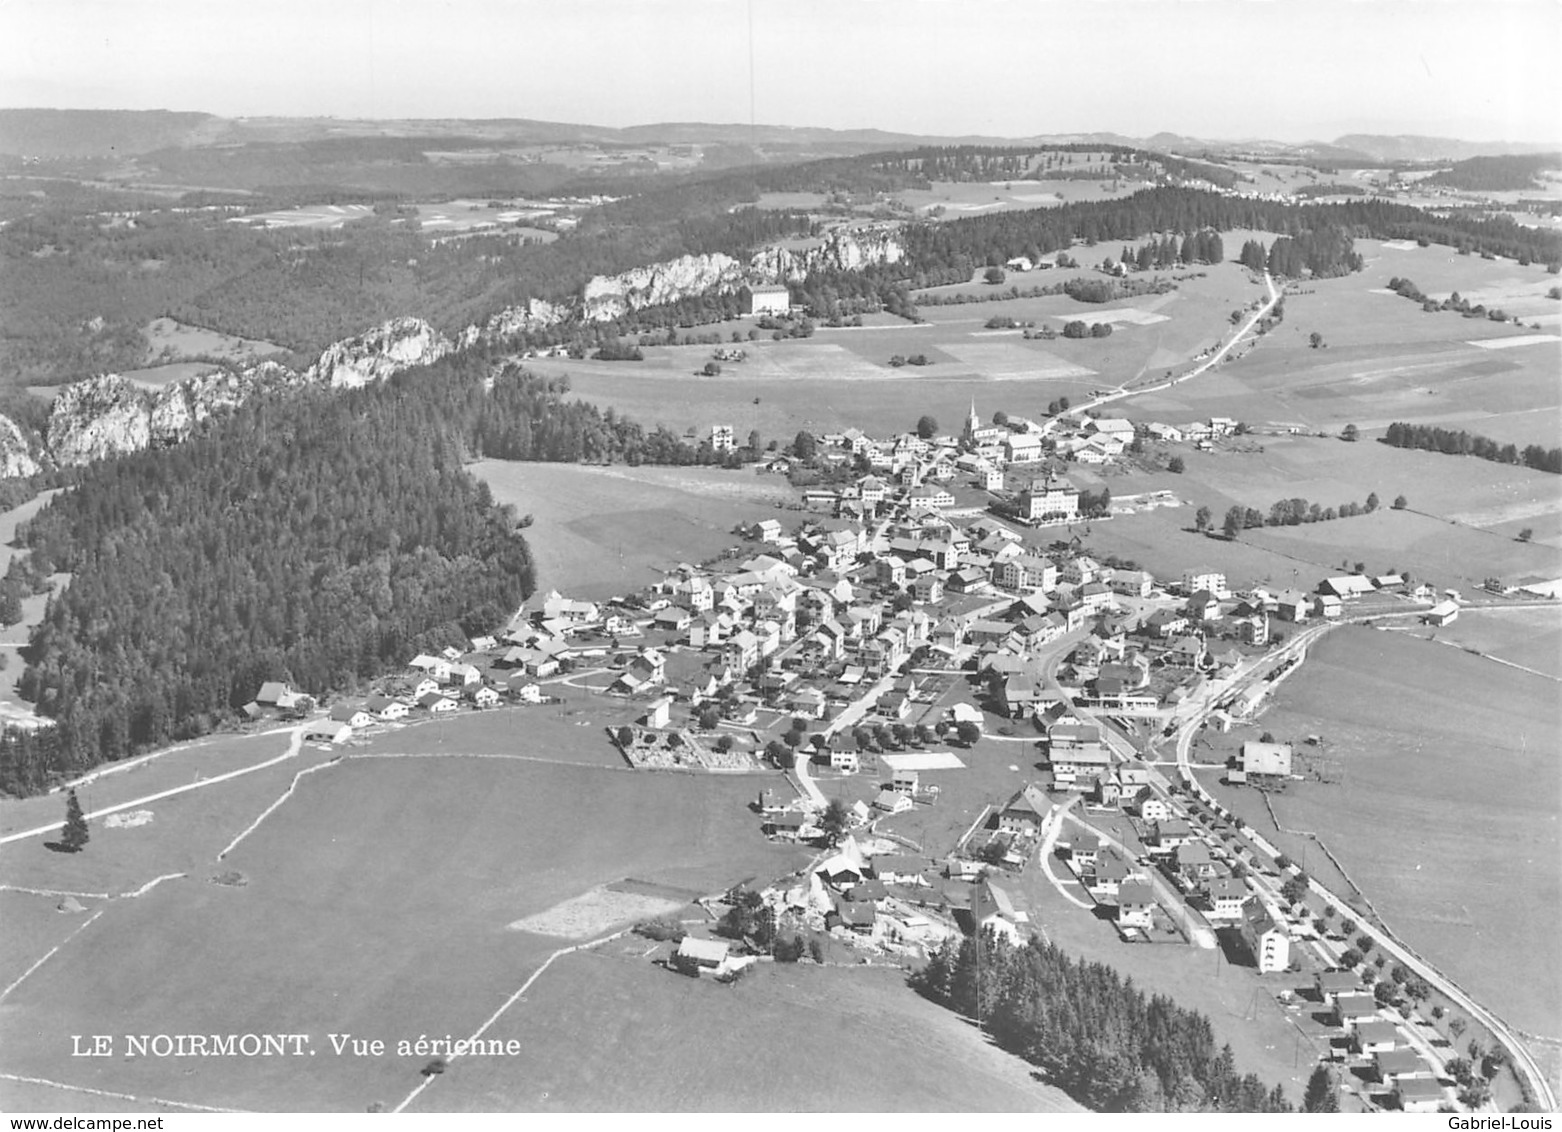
[911, 932, 1292, 1112]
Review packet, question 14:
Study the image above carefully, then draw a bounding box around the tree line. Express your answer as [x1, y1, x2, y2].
[1382, 421, 1561, 474]
[910, 932, 1292, 1112]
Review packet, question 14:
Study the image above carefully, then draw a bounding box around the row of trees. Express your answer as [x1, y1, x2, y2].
[1386, 277, 1522, 322]
[1197, 491, 1387, 537]
[1381, 421, 1561, 474]
[910, 933, 1292, 1111]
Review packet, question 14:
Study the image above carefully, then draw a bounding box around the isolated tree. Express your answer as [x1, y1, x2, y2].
[697, 707, 720, 730]
[1356, 934, 1375, 955]
[1303, 1064, 1340, 1112]
[955, 721, 982, 746]
[991, 410, 1009, 427]
[1365, 492, 1379, 512]
[1194, 505, 1212, 532]
[983, 266, 1006, 285]
[1222, 506, 1244, 539]
[1308, 332, 1326, 349]
[60, 789, 89, 852]
[1518, 527, 1534, 542]
[819, 798, 851, 846]
[792, 430, 817, 462]
[1168, 456, 1186, 473]
[1448, 1017, 1468, 1041]
[1342, 423, 1359, 442]
[702, 361, 722, 377]
[1392, 494, 1408, 510]
[1338, 917, 1356, 936]
[915, 414, 939, 440]
[1339, 948, 1362, 969]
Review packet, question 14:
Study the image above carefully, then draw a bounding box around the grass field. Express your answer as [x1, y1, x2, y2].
[1189, 240, 1562, 444]
[0, 755, 809, 1112]
[412, 950, 1081, 1112]
[527, 260, 1267, 442]
[1227, 625, 1561, 1039]
[141, 317, 285, 366]
[1080, 435, 1562, 589]
[470, 460, 797, 601]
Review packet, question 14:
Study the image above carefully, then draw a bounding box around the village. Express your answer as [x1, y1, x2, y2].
[228, 401, 1501, 1114]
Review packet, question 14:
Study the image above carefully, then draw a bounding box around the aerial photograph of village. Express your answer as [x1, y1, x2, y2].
[0, 0, 1557, 1120]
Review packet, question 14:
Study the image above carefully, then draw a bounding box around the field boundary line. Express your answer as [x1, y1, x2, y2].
[0, 723, 310, 847]
[0, 909, 103, 1003]
[349, 750, 631, 772]
[217, 757, 340, 861]
[0, 884, 111, 899]
[392, 928, 631, 1113]
[121, 872, 187, 899]
[0, 1071, 248, 1113]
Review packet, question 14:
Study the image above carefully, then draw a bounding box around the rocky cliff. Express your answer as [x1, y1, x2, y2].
[458, 298, 569, 349]
[43, 318, 446, 468]
[21, 228, 905, 475]
[580, 253, 748, 322]
[0, 414, 41, 478]
[749, 225, 904, 283]
[306, 316, 452, 388]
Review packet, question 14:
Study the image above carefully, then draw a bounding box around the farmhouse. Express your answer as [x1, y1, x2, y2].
[256, 681, 303, 710]
[996, 784, 1051, 835]
[971, 878, 1023, 944]
[329, 703, 373, 729]
[304, 721, 353, 744]
[676, 935, 732, 975]
[366, 694, 409, 722]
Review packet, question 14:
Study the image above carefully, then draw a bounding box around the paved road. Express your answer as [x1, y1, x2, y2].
[1041, 271, 1280, 436]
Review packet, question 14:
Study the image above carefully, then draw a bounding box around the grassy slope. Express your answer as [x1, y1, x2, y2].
[471, 460, 797, 601]
[0, 755, 808, 1112]
[1242, 625, 1560, 1037]
[417, 949, 1083, 1112]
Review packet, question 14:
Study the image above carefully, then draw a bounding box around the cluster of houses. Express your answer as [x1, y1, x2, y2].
[1313, 971, 1452, 1112]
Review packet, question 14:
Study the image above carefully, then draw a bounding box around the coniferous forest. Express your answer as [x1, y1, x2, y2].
[911, 932, 1293, 1112]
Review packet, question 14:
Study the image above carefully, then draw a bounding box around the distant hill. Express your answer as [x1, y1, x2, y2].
[0, 108, 219, 156]
[4, 109, 1555, 167]
[1327, 134, 1561, 163]
[1422, 152, 1562, 191]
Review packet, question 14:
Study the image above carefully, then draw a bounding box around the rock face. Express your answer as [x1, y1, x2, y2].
[0, 414, 41, 478]
[21, 226, 907, 476]
[581, 253, 747, 322]
[306, 317, 452, 388]
[47, 376, 154, 466]
[750, 225, 904, 283]
[458, 298, 569, 349]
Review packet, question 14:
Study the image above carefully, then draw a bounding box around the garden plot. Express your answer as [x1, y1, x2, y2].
[879, 751, 967, 772]
[507, 885, 685, 939]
